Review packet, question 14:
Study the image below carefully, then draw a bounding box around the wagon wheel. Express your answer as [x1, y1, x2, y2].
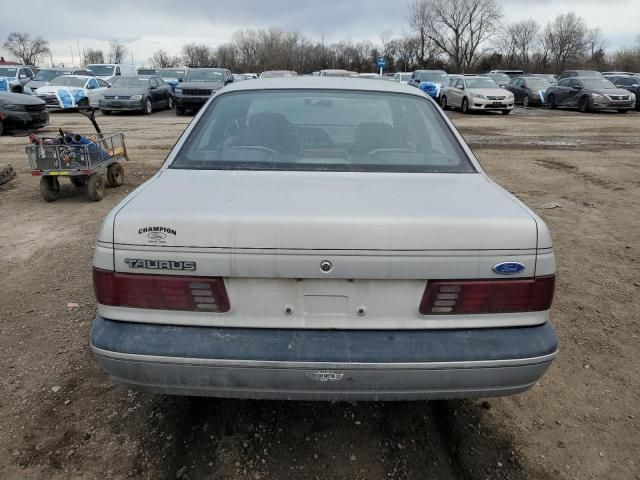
[106, 162, 124, 188]
[40, 176, 60, 202]
[70, 176, 87, 188]
[86, 173, 106, 201]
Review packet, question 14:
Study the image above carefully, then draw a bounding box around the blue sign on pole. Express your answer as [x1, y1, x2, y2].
[377, 58, 386, 68]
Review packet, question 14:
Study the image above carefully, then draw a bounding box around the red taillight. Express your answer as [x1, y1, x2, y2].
[419, 276, 555, 315]
[93, 268, 230, 312]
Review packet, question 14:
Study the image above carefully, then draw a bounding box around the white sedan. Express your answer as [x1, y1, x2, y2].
[35, 75, 109, 109]
[90, 77, 558, 401]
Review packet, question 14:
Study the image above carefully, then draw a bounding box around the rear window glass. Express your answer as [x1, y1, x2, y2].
[170, 90, 475, 173]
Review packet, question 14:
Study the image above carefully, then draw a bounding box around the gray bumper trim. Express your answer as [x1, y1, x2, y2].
[90, 317, 557, 400]
[92, 344, 556, 370]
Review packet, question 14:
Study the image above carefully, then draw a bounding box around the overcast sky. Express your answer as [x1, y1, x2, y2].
[1, 0, 638, 66]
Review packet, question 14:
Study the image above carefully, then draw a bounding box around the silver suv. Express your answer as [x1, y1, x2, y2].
[0, 65, 36, 93]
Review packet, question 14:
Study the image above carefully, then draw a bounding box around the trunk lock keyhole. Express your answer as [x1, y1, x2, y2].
[356, 306, 367, 317]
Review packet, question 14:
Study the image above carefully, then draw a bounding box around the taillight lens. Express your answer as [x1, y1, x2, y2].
[419, 275, 555, 315]
[93, 268, 230, 312]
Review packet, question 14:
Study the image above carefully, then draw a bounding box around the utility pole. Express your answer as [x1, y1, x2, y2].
[77, 40, 82, 66]
[70, 47, 75, 66]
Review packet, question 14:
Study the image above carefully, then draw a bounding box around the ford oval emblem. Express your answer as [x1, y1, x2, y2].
[493, 262, 525, 275]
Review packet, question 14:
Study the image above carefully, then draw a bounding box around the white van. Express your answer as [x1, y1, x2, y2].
[85, 64, 137, 83]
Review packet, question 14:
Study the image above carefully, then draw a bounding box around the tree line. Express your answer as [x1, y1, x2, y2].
[3, 0, 640, 74]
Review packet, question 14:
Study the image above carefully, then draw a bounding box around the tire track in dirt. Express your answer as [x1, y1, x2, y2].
[136, 397, 525, 480]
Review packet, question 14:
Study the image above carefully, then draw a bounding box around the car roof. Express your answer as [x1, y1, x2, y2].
[221, 76, 427, 96]
[572, 76, 607, 82]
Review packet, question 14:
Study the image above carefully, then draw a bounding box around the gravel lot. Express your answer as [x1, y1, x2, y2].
[0, 106, 638, 480]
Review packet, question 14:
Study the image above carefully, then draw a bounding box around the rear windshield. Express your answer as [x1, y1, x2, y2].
[86, 65, 115, 76]
[417, 72, 449, 84]
[170, 90, 475, 173]
[49, 77, 86, 87]
[34, 70, 71, 81]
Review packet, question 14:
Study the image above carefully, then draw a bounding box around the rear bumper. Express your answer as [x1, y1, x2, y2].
[90, 316, 558, 401]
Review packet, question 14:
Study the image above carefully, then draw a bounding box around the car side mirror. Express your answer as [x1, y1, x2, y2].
[178, 78, 183, 83]
[19, 74, 27, 79]
[460, 86, 465, 90]
[227, 77, 234, 83]
[572, 86, 581, 91]
[150, 85, 157, 89]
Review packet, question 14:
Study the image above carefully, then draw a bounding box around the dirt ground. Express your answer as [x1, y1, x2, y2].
[0, 106, 638, 480]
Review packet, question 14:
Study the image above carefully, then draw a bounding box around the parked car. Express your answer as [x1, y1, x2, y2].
[531, 73, 558, 86]
[0, 92, 49, 135]
[85, 63, 137, 83]
[25, 67, 94, 93]
[440, 75, 514, 114]
[318, 70, 355, 77]
[447, 74, 463, 85]
[35, 75, 110, 110]
[393, 72, 413, 84]
[545, 77, 636, 113]
[483, 72, 511, 88]
[488, 69, 524, 79]
[557, 70, 602, 81]
[601, 71, 634, 76]
[100, 75, 173, 115]
[137, 68, 158, 75]
[0, 65, 36, 93]
[262, 70, 299, 78]
[408, 70, 447, 88]
[90, 77, 558, 401]
[157, 67, 188, 94]
[175, 68, 232, 115]
[505, 76, 552, 107]
[604, 75, 640, 110]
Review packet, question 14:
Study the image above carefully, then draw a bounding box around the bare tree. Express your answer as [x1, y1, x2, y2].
[498, 20, 540, 68]
[84, 48, 104, 64]
[216, 44, 237, 70]
[150, 49, 172, 68]
[417, 0, 502, 71]
[408, 0, 439, 66]
[181, 43, 215, 66]
[3, 32, 50, 65]
[585, 27, 607, 67]
[542, 13, 588, 72]
[108, 40, 127, 64]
